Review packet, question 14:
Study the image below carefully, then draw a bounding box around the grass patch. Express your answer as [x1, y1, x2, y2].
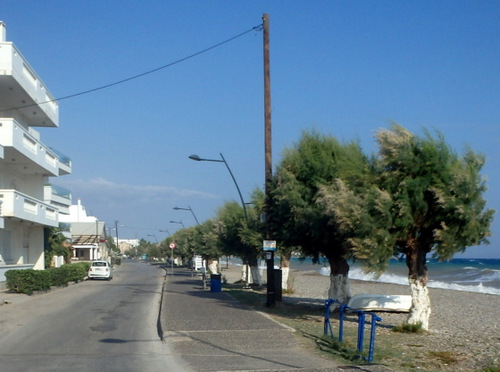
[223, 285, 496, 371]
[392, 322, 425, 334]
[480, 367, 500, 372]
[224, 285, 376, 366]
[428, 351, 459, 365]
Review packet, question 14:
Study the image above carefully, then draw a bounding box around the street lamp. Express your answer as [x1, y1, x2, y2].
[189, 153, 248, 221]
[190, 152, 251, 288]
[173, 206, 200, 225]
[147, 234, 158, 243]
[169, 220, 185, 229]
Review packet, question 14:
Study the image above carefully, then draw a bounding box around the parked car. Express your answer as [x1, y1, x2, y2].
[88, 261, 113, 280]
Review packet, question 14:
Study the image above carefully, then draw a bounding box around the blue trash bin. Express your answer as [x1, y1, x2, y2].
[210, 274, 222, 292]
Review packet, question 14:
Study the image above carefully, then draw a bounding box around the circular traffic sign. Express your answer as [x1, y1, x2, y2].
[169, 243, 176, 250]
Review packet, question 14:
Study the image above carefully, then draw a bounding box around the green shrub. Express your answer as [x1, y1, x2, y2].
[5, 269, 51, 295]
[5, 263, 90, 294]
[63, 263, 89, 283]
[47, 266, 70, 287]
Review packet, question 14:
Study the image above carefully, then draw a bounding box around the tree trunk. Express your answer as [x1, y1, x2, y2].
[405, 239, 431, 330]
[327, 255, 351, 304]
[248, 256, 263, 286]
[241, 264, 251, 284]
[207, 258, 219, 274]
[250, 266, 263, 286]
[280, 253, 291, 290]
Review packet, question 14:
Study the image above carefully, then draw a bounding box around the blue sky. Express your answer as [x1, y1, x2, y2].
[3, 1, 499, 258]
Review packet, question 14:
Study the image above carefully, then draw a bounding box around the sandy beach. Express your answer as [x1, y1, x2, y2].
[222, 264, 500, 371]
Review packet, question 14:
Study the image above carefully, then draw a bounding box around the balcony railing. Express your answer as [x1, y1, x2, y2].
[0, 119, 71, 176]
[0, 189, 58, 227]
[44, 184, 72, 215]
[49, 147, 72, 175]
[0, 42, 58, 127]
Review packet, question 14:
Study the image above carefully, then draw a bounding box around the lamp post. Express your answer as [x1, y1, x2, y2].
[189, 153, 248, 221]
[189, 152, 252, 287]
[147, 234, 160, 262]
[147, 234, 158, 243]
[169, 220, 185, 229]
[173, 206, 200, 225]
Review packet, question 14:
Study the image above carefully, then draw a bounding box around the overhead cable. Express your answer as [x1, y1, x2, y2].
[6, 23, 263, 112]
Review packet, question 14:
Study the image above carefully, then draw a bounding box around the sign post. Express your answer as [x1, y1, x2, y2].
[169, 243, 176, 275]
[263, 240, 276, 307]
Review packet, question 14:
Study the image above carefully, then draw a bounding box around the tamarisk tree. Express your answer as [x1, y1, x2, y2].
[271, 130, 371, 303]
[216, 201, 264, 285]
[319, 124, 494, 329]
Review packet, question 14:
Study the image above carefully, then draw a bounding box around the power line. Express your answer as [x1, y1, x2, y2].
[5, 23, 263, 112]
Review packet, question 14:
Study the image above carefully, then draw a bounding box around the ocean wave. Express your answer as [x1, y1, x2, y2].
[448, 268, 500, 284]
[427, 280, 500, 295]
[317, 266, 500, 295]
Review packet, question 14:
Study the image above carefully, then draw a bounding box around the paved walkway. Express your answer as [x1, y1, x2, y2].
[1, 266, 394, 371]
[161, 267, 393, 372]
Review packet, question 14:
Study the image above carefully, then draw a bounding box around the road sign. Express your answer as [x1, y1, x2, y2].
[263, 240, 276, 251]
[169, 243, 176, 250]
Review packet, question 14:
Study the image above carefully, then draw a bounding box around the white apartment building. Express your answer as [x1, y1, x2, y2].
[0, 22, 72, 283]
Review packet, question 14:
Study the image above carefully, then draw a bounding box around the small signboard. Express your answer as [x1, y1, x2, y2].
[263, 240, 277, 251]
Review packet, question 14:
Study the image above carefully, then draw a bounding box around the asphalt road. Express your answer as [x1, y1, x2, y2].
[0, 260, 190, 372]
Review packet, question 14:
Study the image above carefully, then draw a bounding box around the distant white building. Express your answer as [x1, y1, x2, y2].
[0, 22, 72, 283]
[60, 199, 109, 261]
[115, 238, 139, 255]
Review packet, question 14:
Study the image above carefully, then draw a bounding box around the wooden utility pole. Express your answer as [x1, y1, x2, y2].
[263, 13, 276, 307]
[263, 13, 272, 207]
[115, 220, 119, 253]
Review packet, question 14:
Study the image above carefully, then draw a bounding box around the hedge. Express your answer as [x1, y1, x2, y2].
[5, 262, 91, 295]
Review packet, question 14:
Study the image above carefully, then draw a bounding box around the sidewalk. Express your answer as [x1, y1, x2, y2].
[161, 267, 393, 372]
[0, 284, 39, 307]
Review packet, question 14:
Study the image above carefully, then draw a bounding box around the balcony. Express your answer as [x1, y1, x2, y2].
[0, 189, 58, 227]
[44, 184, 72, 215]
[0, 42, 58, 127]
[49, 147, 72, 176]
[0, 118, 70, 176]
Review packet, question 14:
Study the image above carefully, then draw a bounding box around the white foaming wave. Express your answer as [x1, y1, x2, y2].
[453, 268, 500, 283]
[427, 280, 500, 295]
[318, 267, 408, 285]
[317, 266, 500, 295]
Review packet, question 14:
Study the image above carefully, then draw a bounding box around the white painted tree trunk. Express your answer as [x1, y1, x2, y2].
[250, 265, 263, 286]
[207, 260, 219, 274]
[241, 264, 252, 284]
[407, 278, 431, 330]
[281, 266, 290, 290]
[327, 273, 351, 305]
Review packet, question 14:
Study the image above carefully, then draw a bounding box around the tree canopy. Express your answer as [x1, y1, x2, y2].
[318, 123, 494, 328]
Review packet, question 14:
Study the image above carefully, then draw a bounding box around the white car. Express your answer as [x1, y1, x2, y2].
[88, 261, 113, 280]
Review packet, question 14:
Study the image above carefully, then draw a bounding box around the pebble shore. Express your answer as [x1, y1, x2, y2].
[222, 265, 500, 371]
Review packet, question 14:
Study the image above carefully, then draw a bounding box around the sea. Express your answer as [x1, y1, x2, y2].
[290, 257, 500, 296]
